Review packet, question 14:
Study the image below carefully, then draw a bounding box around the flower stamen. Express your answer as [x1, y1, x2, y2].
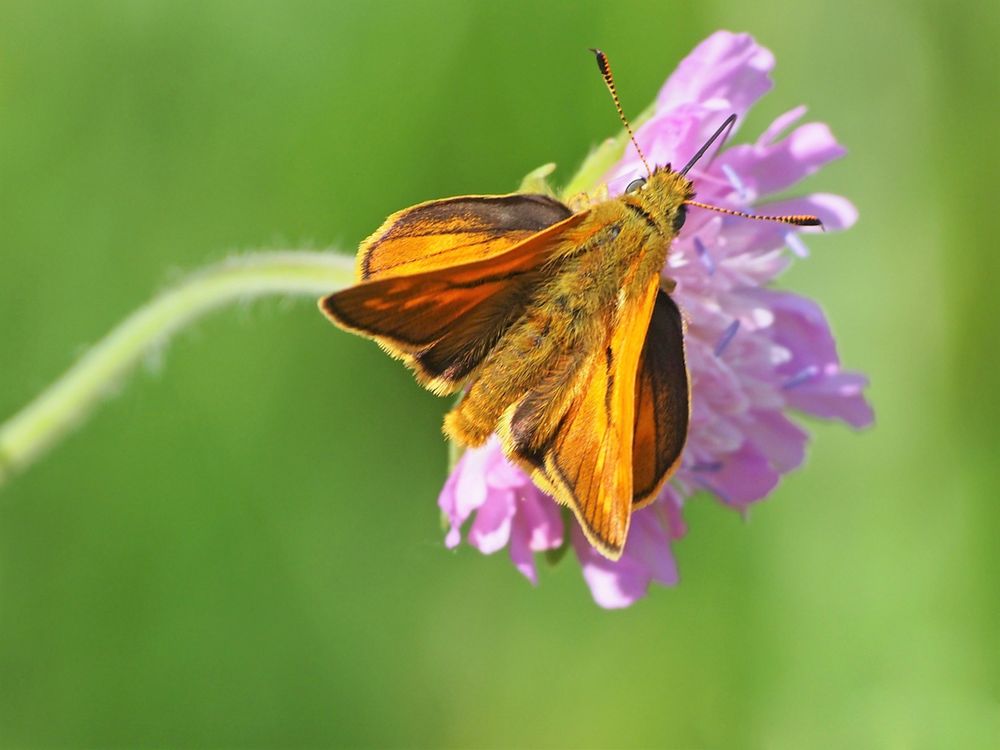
[714, 320, 741, 356]
[695, 476, 732, 505]
[721, 164, 749, 201]
[782, 364, 821, 390]
[694, 236, 716, 275]
[785, 232, 810, 258]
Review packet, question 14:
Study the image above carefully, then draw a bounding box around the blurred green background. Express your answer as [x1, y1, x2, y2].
[1, 1, 997, 747]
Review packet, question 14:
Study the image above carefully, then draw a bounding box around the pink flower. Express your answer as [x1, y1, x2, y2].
[439, 437, 564, 585]
[438, 31, 873, 608]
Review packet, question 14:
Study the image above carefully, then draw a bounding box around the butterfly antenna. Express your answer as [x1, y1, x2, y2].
[685, 200, 823, 227]
[590, 48, 651, 177]
[680, 114, 737, 176]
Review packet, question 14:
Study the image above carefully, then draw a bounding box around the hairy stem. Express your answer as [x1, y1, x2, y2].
[0, 250, 355, 490]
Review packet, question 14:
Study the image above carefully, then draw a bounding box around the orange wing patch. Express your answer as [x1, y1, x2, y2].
[499, 276, 660, 559]
[358, 194, 572, 281]
[321, 209, 588, 394]
[632, 291, 690, 508]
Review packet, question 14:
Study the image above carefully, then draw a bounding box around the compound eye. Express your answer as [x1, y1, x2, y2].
[625, 177, 647, 194]
[672, 204, 687, 232]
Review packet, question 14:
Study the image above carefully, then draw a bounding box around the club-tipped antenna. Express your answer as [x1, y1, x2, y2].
[685, 200, 823, 227]
[590, 48, 651, 177]
[680, 114, 737, 176]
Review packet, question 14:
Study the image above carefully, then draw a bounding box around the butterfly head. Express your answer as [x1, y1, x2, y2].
[622, 166, 695, 235]
[593, 49, 822, 232]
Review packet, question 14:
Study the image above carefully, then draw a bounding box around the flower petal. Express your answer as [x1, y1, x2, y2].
[467, 487, 515, 554]
[715, 121, 846, 199]
[438, 469, 464, 549]
[573, 507, 678, 609]
[699, 440, 780, 507]
[657, 31, 774, 117]
[786, 368, 875, 428]
[508, 510, 538, 584]
[439, 445, 491, 548]
[743, 289, 874, 428]
[758, 105, 808, 147]
[508, 487, 565, 584]
[749, 289, 841, 373]
[517, 487, 565, 551]
[454, 445, 490, 517]
[744, 409, 809, 473]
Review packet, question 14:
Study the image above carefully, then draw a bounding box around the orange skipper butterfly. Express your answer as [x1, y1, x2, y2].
[320, 50, 819, 559]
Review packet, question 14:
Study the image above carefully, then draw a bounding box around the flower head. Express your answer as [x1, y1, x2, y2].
[438, 31, 872, 608]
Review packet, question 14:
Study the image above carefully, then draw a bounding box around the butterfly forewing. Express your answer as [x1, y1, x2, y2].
[502, 275, 661, 559]
[358, 194, 573, 281]
[320, 203, 589, 394]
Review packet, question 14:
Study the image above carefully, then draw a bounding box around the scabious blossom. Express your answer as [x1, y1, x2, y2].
[438, 31, 873, 608]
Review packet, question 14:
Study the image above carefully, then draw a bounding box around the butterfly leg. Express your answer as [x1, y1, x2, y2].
[660, 276, 677, 294]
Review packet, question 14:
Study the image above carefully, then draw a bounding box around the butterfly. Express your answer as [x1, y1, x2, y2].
[320, 50, 819, 560]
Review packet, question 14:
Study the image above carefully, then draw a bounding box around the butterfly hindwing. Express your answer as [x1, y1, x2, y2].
[632, 290, 690, 507]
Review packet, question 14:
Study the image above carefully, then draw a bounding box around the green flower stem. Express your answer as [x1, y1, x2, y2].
[0, 104, 661, 491]
[0, 250, 355, 490]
